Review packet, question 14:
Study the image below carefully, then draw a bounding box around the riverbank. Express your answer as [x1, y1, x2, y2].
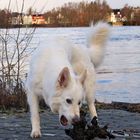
[0, 108, 140, 140]
[0, 101, 140, 139]
[96, 101, 140, 113]
[1, 100, 140, 114]
[0, 23, 140, 29]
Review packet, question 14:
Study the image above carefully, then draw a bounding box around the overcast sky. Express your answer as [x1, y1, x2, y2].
[0, 0, 140, 13]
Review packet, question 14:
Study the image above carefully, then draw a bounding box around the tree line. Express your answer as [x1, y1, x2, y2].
[44, 1, 111, 26]
[0, 9, 11, 27]
[121, 4, 140, 25]
[0, 1, 140, 27]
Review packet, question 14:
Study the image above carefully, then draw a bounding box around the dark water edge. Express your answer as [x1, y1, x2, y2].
[0, 23, 140, 29]
[96, 101, 140, 113]
[0, 101, 140, 114]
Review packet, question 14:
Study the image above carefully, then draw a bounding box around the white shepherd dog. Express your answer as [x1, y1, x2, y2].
[26, 22, 110, 138]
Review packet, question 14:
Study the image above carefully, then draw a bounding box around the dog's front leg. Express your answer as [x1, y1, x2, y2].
[86, 93, 97, 118]
[88, 100, 97, 118]
[84, 76, 97, 118]
[27, 92, 41, 138]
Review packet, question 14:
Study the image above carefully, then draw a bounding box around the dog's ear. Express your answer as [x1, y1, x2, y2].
[79, 70, 87, 85]
[56, 67, 70, 89]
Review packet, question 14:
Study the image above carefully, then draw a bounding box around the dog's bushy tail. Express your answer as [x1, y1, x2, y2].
[88, 22, 111, 67]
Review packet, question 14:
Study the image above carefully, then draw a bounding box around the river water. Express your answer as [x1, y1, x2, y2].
[26, 26, 140, 103]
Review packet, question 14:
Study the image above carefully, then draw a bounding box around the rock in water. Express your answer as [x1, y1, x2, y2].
[65, 110, 115, 140]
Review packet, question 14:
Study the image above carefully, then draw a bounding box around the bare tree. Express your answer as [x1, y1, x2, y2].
[0, 0, 36, 109]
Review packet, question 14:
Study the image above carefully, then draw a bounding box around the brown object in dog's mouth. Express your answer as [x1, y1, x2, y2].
[60, 115, 68, 126]
[65, 109, 115, 140]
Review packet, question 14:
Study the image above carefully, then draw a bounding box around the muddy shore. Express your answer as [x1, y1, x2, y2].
[0, 102, 140, 140]
[96, 101, 140, 113]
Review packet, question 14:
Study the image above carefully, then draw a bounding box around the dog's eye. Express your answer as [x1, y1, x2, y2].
[66, 99, 72, 104]
[78, 101, 81, 105]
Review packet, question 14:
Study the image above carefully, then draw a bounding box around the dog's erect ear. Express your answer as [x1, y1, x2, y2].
[79, 70, 87, 85]
[56, 67, 70, 88]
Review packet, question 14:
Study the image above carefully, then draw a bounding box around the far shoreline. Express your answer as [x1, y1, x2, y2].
[0, 23, 140, 29]
[0, 100, 140, 114]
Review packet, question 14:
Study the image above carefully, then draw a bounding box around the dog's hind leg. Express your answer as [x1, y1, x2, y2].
[27, 91, 41, 138]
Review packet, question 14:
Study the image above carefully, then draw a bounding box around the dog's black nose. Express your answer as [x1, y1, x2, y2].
[72, 115, 80, 124]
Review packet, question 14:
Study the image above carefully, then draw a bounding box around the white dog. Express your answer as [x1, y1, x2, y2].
[26, 22, 110, 138]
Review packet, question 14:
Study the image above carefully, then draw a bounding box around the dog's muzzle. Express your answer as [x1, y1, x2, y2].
[72, 115, 80, 124]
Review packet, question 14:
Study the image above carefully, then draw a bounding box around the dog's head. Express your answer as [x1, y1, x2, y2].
[51, 67, 86, 126]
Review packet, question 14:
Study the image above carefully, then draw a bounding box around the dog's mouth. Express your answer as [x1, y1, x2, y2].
[60, 115, 68, 126]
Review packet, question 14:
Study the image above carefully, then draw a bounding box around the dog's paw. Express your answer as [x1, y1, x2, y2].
[91, 116, 98, 126]
[31, 130, 41, 138]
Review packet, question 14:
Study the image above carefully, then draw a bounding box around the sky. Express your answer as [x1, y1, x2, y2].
[0, 0, 140, 13]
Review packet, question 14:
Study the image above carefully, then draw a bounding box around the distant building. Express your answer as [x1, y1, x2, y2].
[11, 13, 46, 25]
[32, 14, 46, 25]
[23, 15, 32, 25]
[108, 9, 123, 26]
[111, 9, 122, 23]
[110, 12, 116, 23]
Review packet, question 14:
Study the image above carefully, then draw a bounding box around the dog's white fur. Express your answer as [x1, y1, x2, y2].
[26, 22, 110, 138]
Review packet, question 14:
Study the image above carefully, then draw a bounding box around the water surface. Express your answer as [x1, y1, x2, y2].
[25, 26, 140, 103]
